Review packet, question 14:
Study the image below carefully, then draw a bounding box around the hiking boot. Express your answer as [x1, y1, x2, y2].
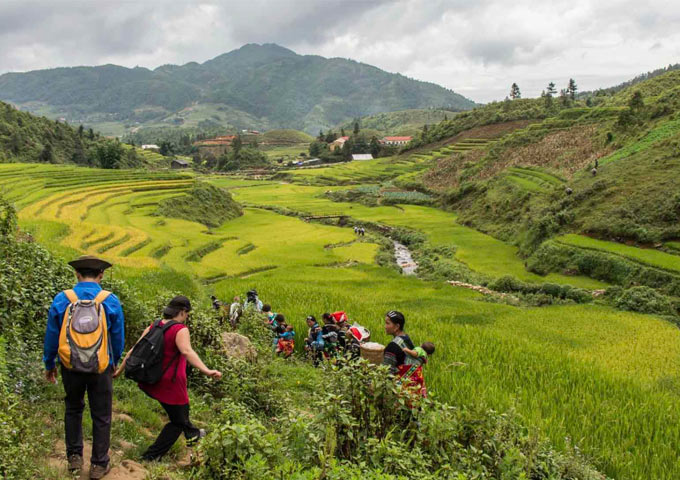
[67, 454, 83, 473]
[186, 428, 206, 446]
[89, 463, 111, 479]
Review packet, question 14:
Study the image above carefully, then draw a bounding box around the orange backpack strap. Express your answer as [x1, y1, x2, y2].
[64, 289, 78, 304]
[94, 290, 111, 305]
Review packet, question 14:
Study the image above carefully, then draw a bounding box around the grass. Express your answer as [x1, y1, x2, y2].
[600, 118, 680, 165]
[557, 234, 680, 273]
[4, 162, 680, 478]
[213, 180, 605, 289]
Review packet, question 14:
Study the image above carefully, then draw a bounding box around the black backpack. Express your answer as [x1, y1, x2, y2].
[124, 320, 180, 384]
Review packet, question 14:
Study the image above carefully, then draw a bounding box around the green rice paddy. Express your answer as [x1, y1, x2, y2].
[3, 162, 680, 479]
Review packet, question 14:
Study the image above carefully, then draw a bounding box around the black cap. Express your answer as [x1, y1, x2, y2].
[68, 255, 112, 271]
[306, 315, 316, 322]
[163, 295, 192, 317]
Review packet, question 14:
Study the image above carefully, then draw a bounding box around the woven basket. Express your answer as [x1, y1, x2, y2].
[360, 342, 385, 365]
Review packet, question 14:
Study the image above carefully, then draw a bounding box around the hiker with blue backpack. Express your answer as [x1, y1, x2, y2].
[114, 295, 222, 461]
[43, 255, 125, 479]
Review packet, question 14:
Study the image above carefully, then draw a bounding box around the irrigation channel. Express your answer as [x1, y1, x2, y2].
[394, 241, 418, 275]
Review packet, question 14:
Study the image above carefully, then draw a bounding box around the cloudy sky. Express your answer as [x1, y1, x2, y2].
[1, 0, 678, 103]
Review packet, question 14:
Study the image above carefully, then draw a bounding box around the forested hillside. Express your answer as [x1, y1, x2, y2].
[407, 69, 680, 320]
[0, 100, 167, 168]
[0, 43, 476, 135]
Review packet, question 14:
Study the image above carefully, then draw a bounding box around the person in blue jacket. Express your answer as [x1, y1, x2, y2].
[304, 315, 324, 366]
[43, 255, 125, 479]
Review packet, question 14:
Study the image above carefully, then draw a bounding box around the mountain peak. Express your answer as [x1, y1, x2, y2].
[205, 43, 297, 68]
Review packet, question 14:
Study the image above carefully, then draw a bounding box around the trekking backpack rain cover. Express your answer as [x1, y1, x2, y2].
[58, 290, 111, 374]
[125, 320, 178, 384]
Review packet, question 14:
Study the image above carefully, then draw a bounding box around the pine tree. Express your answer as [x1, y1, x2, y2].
[353, 121, 360, 135]
[567, 79, 577, 100]
[318, 130, 324, 141]
[510, 83, 521, 99]
[546, 82, 557, 97]
[341, 128, 346, 137]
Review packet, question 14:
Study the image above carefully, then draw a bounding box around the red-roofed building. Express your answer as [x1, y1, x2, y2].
[380, 136, 412, 146]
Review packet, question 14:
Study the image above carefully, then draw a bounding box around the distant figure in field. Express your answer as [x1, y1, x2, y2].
[595, 158, 599, 169]
[565, 187, 573, 195]
[591, 168, 598, 176]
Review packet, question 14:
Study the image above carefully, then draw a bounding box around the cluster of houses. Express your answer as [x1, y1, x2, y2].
[329, 135, 412, 152]
[152, 131, 414, 169]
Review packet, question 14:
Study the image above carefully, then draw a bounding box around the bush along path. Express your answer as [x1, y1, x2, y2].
[0, 197, 606, 479]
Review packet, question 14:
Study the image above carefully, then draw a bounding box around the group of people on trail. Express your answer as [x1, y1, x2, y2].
[43, 256, 222, 478]
[353, 226, 366, 236]
[46, 256, 434, 478]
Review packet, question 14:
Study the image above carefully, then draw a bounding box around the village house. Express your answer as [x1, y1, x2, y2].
[193, 135, 236, 157]
[329, 136, 350, 151]
[352, 153, 373, 161]
[380, 136, 412, 146]
[171, 159, 190, 169]
[141, 144, 160, 151]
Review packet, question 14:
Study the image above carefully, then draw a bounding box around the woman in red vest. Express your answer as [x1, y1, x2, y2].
[115, 296, 222, 461]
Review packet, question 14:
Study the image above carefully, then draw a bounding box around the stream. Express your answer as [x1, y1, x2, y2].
[394, 241, 418, 275]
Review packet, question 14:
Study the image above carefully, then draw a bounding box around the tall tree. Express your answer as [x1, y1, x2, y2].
[369, 136, 380, 157]
[39, 143, 54, 163]
[353, 121, 360, 135]
[341, 128, 346, 137]
[546, 82, 557, 97]
[567, 78, 578, 100]
[510, 83, 521, 99]
[231, 135, 243, 156]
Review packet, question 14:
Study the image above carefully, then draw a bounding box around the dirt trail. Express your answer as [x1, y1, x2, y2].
[49, 439, 148, 480]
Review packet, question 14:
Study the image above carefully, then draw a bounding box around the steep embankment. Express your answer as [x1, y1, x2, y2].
[413, 69, 680, 319]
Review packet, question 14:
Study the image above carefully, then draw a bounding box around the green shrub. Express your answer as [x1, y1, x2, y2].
[157, 181, 242, 228]
[614, 286, 675, 315]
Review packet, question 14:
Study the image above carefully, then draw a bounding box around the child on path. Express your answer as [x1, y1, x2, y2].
[276, 324, 296, 357]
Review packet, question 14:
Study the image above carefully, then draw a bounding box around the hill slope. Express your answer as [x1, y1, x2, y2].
[0, 43, 476, 135]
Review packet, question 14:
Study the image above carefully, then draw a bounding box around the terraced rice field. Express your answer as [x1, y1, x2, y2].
[600, 118, 680, 165]
[5, 162, 680, 479]
[556, 234, 680, 272]
[505, 166, 565, 192]
[212, 180, 604, 288]
[2, 164, 379, 279]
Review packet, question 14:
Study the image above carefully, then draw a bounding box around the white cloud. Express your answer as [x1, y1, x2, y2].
[0, 0, 678, 103]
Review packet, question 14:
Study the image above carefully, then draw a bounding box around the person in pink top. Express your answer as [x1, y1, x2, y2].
[115, 296, 222, 461]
